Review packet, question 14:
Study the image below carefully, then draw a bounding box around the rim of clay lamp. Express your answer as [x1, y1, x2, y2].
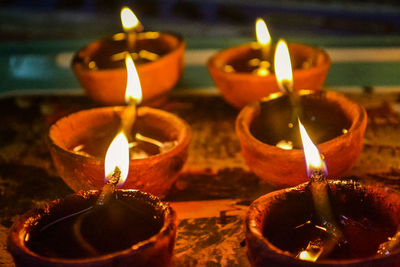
[8, 189, 177, 265]
[235, 90, 367, 186]
[49, 106, 191, 167]
[245, 179, 400, 266]
[72, 31, 185, 73]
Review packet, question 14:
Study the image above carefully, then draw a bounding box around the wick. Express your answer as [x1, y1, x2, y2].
[70, 167, 122, 256]
[300, 169, 343, 260]
[96, 166, 121, 206]
[126, 24, 143, 52]
[135, 133, 164, 148]
[121, 98, 137, 142]
[260, 44, 270, 62]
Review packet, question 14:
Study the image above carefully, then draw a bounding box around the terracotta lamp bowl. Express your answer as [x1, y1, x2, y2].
[245, 179, 400, 266]
[48, 106, 191, 197]
[8, 189, 177, 267]
[72, 32, 185, 105]
[207, 42, 330, 108]
[236, 90, 367, 188]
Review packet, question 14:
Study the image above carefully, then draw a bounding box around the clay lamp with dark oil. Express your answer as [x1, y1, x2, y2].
[236, 40, 367, 187]
[207, 18, 330, 108]
[49, 55, 191, 196]
[8, 132, 177, 267]
[245, 121, 400, 266]
[72, 7, 185, 105]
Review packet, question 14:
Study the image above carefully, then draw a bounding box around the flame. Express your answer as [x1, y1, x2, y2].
[125, 53, 142, 104]
[299, 120, 327, 176]
[104, 131, 129, 187]
[274, 39, 293, 92]
[121, 7, 140, 32]
[255, 18, 271, 46]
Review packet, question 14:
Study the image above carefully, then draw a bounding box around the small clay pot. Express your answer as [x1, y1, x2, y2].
[207, 42, 330, 108]
[48, 106, 191, 197]
[8, 189, 177, 267]
[245, 179, 400, 267]
[72, 32, 185, 105]
[236, 90, 367, 187]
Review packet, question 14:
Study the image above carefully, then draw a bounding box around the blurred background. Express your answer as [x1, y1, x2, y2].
[1, 0, 399, 41]
[0, 0, 399, 93]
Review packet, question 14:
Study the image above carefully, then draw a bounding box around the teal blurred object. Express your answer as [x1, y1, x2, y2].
[1, 36, 400, 95]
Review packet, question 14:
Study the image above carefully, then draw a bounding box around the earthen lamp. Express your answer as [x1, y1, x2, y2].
[9, 132, 177, 267]
[50, 53, 191, 197]
[72, 7, 185, 105]
[207, 18, 330, 108]
[236, 40, 366, 187]
[245, 123, 400, 266]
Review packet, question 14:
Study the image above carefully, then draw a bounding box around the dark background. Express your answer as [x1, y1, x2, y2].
[0, 0, 399, 41]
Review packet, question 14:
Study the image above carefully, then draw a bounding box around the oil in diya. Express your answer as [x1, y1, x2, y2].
[245, 121, 400, 266]
[72, 6, 185, 105]
[8, 131, 177, 266]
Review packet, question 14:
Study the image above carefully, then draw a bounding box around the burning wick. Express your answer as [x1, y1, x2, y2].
[255, 18, 271, 61]
[297, 120, 343, 261]
[274, 40, 301, 149]
[121, 53, 142, 142]
[98, 131, 130, 205]
[121, 6, 143, 52]
[252, 18, 272, 76]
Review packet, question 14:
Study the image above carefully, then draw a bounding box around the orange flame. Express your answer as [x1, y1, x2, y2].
[104, 131, 129, 187]
[255, 18, 271, 47]
[274, 39, 293, 92]
[121, 7, 140, 32]
[299, 120, 327, 176]
[125, 53, 142, 104]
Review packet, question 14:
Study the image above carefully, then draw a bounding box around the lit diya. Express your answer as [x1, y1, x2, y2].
[8, 131, 177, 266]
[72, 6, 185, 105]
[236, 40, 366, 187]
[50, 54, 191, 196]
[245, 121, 400, 266]
[207, 18, 330, 108]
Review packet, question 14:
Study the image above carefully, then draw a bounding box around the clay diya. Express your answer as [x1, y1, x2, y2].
[8, 189, 177, 267]
[72, 7, 185, 105]
[245, 122, 400, 266]
[245, 179, 400, 266]
[9, 132, 177, 266]
[207, 18, 330, 108]
[48, 105, 191, 196]
[235, 90, 367, 187]
[236, 40, 366, 187]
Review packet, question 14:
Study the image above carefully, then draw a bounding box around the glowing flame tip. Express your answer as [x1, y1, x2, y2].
[255, 18, 271, 46]
[121, 7, 140, 32]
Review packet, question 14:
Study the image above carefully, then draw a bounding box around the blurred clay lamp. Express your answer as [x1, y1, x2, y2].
[8, 131, 177, 266]
[245, 121, 400, 266]
[72, 6, 185, 105]
[49, 54, 191, 196]
[207, 18, 330, 108]
[236, 40, 367, 187]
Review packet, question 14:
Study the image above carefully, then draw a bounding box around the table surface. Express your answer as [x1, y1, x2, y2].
[0, 91, 400, 266]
